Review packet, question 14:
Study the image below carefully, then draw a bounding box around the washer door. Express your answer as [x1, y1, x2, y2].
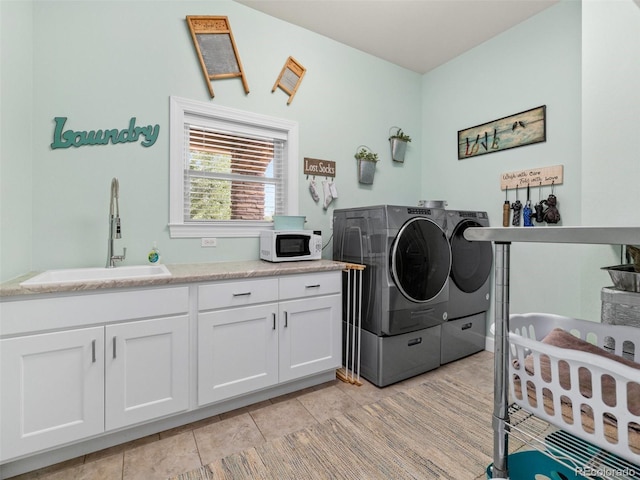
[391, 217, 451, 303]
[450, 219, 493, 293]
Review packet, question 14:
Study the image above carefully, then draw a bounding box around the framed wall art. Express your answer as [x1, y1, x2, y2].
[458, 105, 546, 160]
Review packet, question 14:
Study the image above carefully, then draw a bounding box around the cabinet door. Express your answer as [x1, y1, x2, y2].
[198, 304, 278, 406]
[0, 327, 104, 462]
[105, 315, 189, 430]
[279, 295, 341, 382]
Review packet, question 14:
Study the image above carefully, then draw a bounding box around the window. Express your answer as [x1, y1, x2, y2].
[169, 97, 299, 238]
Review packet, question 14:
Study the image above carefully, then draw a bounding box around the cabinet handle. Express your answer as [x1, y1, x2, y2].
[233, 292, 252, 297]
[113, 336, 117, 359]
[91, 340, 96, 363]
[284, 311, 288, 327]
[272, 313, 276, 330]
[305, 284, 321, 289]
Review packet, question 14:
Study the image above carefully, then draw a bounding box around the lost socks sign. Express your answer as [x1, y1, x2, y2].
[51, 117, 160, 149]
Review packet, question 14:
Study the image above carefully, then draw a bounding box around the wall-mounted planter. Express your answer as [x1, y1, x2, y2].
[390, 137, 408, 163]
[388, 127, 411, 163]
[354, 145, 379, 184]
[357, 158, 377, 184]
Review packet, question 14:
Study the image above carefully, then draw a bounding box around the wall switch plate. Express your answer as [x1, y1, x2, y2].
[201, 238, 217, 247]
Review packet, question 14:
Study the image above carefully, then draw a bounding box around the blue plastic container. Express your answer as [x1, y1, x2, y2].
[273, 215, 306, 230]
[486, 451, 588, 479]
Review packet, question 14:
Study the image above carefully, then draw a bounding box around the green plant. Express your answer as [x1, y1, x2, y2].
[389, 128, 412, 142]
[354, 147, 379, 162]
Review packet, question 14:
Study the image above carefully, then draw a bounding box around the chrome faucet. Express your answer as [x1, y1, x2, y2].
[106, 177, 126, 267]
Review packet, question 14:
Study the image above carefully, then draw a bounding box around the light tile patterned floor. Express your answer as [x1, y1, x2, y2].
[7, 350, 495, 480]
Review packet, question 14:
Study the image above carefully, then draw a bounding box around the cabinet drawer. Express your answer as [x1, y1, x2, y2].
[198, 278, 278, 310]
[279, 271, 341, 301]
[0, 286, 190, 336]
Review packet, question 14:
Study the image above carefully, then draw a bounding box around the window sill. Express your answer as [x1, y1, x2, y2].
[168, 222, 273, 239]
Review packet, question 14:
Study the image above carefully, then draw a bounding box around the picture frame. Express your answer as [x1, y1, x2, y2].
[458, 105, 546, 160]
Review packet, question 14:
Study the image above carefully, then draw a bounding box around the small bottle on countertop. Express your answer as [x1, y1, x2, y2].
[148, 242, 161, 264]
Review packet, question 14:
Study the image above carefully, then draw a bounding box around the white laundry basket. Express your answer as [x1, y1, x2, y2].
[509, 313, 640, 465]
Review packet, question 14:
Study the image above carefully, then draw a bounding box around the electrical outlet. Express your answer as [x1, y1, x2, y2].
[201, 237, 217, 247]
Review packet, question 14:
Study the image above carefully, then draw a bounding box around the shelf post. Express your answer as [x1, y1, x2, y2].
[492, 241, 511, 478]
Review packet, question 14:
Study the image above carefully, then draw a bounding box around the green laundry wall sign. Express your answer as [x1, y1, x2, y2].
[51, 117, 160, 149]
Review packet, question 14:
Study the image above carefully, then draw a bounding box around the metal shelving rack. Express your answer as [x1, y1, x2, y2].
[464, 226, 640, 479]
[507, 403, 639, 477]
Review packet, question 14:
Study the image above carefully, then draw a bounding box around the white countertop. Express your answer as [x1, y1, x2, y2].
[0, 260, 347, 298]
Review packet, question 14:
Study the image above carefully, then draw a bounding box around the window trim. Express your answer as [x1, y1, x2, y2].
[168, 96, 299, 238]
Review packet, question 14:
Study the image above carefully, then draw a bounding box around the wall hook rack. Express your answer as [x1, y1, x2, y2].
[500, 164, 563, 190]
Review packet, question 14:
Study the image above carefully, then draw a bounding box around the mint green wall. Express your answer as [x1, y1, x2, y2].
[421, 1, 583, 320]
[0, 0, 422, 280]
[2, 0, 638, 327]
[579, 0, 640, 319]
[422, 0, 640, 323]
[582, 1, 640, 225]
[0, 1, 34, 282]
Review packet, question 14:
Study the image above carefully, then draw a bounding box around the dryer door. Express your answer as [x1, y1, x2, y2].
[450, 219, 493, 293]
[391, 217, 451, 303]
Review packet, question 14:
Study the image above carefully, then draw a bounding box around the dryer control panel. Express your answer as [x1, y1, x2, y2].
[406, 207, 432, 215]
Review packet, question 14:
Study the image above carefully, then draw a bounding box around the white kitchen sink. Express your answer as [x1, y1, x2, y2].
[20, 264, 171, 286]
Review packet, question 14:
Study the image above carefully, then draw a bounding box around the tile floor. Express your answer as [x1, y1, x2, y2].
[7, 350, 495, 480]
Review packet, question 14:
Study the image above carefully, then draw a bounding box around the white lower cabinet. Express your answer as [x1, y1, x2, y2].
[0, 270, 343, 468]
[0, 327, 105, 461]
[105, 316, 189, 430]
[279, 296, 341, 382]
[198, 304, 279, 405]
[0, 286, 190, 463]
[197, 272, 342, 406]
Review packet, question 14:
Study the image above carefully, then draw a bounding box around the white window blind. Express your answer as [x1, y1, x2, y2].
[169, 97, 299, 238]
[184, 124, 286, 222]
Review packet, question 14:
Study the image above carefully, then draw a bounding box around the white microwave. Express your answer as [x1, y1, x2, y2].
[260, 230, 322, 262]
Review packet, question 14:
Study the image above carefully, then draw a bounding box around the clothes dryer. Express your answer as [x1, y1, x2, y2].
[441, 210, 493, 364]
[333, 205, 451, 386]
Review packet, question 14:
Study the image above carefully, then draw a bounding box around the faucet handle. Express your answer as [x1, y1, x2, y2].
[113, 247, 127, 263]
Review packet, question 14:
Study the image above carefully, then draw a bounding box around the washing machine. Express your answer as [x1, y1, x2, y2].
[441, 210, 493, 364]
[333, 205, 451, 386]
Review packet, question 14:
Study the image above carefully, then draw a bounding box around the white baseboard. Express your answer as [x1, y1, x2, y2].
[485, 335, 495, 353]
